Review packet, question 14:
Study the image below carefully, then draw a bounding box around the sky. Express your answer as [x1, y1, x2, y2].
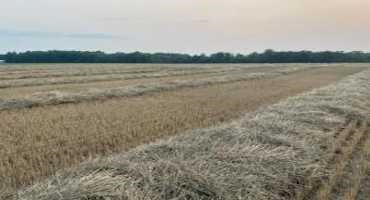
[1, 0, 370, 54]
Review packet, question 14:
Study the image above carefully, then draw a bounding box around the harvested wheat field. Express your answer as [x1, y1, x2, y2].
[1, 63, 370, 200]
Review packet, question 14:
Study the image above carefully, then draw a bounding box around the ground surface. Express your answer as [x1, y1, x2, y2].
[0, 63, 368, 196]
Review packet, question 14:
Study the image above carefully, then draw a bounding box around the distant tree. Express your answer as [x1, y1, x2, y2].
[3, 50, 370, 63]
[209, 52, 235, 63]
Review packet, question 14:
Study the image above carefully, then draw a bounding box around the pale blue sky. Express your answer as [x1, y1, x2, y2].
[1, 0, 370, 54]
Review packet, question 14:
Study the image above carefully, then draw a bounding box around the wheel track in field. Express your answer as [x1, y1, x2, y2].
[355, 127, 370, 200]
[297, 119, 370, 200]
[338, 128, 370, 200]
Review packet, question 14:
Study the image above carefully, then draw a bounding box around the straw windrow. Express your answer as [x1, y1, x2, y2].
[0, 66, 313, 111]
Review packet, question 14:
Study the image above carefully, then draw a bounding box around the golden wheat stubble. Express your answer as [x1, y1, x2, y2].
[0, 65, 367, 190]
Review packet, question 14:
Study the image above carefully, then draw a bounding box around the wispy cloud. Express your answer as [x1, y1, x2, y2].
[100, 17, 211, 25]
[100, 17, 132, 22]
[191, 19, 211, 24]
[0, 29, 123, 40]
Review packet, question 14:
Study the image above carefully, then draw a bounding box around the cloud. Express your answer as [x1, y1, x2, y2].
[99, 16, 211, 25]
[0, 29, 123, 40]
[100, 17, 132, 22]
[191, 19, 211, 24]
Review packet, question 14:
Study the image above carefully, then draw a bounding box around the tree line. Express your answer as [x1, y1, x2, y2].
[2, 50, 370, 63]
